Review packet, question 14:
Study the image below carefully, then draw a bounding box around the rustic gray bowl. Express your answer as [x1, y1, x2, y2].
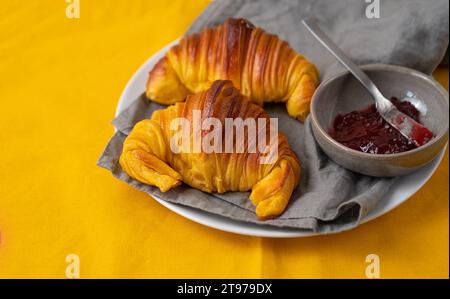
[310, 64, 449, 177]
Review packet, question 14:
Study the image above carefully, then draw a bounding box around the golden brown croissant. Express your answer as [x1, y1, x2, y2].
[146, 18, 319, 122]
[120, 80, 300, 219]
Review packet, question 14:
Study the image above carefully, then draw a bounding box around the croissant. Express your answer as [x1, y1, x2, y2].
[120, 80, 300, 219]
[146, 18, 319, 122]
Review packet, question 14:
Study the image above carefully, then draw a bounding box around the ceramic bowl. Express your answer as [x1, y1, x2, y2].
[310, 64, 449, 177]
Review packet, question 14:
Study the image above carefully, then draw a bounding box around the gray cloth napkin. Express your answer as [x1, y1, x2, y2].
[97, 0, 448, 233]
[188, 0, 448, 78]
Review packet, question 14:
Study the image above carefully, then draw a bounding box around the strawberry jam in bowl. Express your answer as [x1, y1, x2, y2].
[329, 97, 431, 155]
[310, 64, 449, 177]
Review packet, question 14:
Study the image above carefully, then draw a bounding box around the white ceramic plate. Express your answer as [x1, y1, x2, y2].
[115, 40, 447, 238]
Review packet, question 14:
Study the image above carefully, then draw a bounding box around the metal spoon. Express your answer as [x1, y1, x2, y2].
[302, 19, 433, 147]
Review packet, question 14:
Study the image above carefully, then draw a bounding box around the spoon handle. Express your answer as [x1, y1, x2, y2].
[302, 19, 388, 109]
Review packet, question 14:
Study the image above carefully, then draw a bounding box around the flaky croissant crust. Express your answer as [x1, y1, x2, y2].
[147, 18, 319, 122]
[121, 80, 301, 219]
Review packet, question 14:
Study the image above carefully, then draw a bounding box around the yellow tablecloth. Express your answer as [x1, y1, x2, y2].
[0, 0, 448, 278]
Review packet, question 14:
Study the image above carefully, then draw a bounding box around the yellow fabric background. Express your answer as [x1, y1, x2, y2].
[0, 0, 448, 278]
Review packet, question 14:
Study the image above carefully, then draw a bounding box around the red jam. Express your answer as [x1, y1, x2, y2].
[329, 97, 422, 154]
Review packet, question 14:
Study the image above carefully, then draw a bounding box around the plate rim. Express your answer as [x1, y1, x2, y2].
[114, 39, 447, 238]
